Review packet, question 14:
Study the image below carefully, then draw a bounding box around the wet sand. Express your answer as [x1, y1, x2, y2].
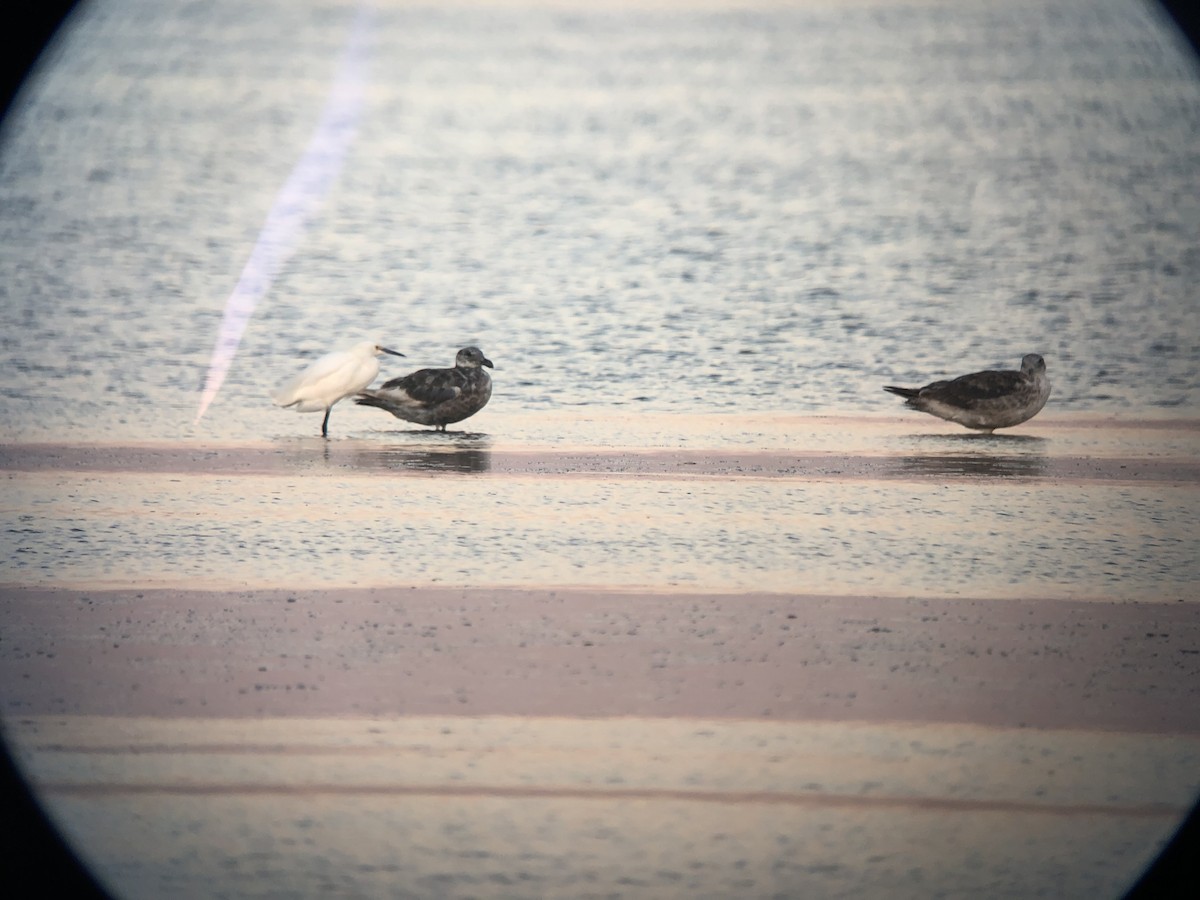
[14, 715, 1193, 900]
[3, 415, 1199, 899]
[3, 586, 1199, 733]
[5, 417, 1200, 600]
[4, 442, 1200, 483]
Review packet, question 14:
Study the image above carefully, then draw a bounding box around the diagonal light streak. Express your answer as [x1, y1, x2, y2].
[194, 3, 373, 424]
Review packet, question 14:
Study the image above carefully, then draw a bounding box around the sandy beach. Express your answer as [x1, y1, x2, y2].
[3, 585, 1199, 732]
[3, 415, 1199, 898]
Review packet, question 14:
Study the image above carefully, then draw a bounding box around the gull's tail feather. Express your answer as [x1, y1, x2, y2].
[354, 391, 386, 409]
[355, 391, 408, 414]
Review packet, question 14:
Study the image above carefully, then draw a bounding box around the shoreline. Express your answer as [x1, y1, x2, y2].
[3, 443, 1200, 484]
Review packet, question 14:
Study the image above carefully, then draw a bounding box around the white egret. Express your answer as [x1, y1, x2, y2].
[272, 341, 406, 437]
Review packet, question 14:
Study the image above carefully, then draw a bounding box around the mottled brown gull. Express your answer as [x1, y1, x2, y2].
[884, 353, 1050, 433]
[356, 346, 493, 431]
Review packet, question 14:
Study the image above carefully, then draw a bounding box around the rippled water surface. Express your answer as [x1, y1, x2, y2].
[1, 0, 1199, 442]
[5, 470, 1198, 599]
[4, 8, 1200, 900]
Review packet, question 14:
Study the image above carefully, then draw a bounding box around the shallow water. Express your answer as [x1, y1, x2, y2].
[1, 0, 1199, 443]
[3, 465, 1197, 599]
[8, 715, 1196, 900]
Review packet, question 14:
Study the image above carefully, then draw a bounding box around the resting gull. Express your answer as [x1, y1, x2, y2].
[884, 353, 1050, 433]
[355, 346, 493, 431]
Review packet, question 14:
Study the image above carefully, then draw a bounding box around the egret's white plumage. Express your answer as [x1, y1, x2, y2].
[272, 341, 405, 437]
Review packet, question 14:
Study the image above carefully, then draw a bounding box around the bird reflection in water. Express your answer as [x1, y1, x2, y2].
[893, 454, 1048, 479]
[894, 433, 1048, 479]
[349, 433, 493, 474]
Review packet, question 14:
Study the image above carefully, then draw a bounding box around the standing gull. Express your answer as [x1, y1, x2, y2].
[271, 341, 405, 437]
[884, 353, 1051, 433]
[356, 346, 494, 431]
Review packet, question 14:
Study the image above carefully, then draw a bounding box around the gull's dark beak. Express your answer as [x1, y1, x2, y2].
[482, 357, 494, 369]
[380, 347, 406, 357]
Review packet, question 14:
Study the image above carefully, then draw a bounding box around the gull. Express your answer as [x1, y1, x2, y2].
[884, 353, 1051, 433]
[356, 346, 493, 431]
[271, 341, 405, 437]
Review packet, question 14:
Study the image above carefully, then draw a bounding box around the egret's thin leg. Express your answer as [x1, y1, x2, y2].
[321, 408, 331, 438]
